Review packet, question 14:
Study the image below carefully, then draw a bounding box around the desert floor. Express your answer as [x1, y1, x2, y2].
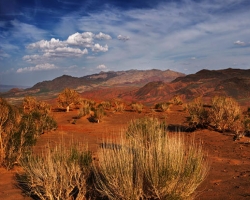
[1, 104, 250, 199]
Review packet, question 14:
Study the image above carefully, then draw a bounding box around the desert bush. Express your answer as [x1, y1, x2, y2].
[186, 97, 209, 129]
[57, 88, 81, 112]
[131, 102, 144, 113]
[93, 105, 105, 121]
[78, 99, 92, 118]
[209, 96, 242, 132]
[170, 95, 183, 105]
[100, 101, 112, 110]
[126, 117, 166, 147]
[0, 98, 57, 169]
[93, 136, 143, 200]
[154, 102, 171, 112]
[18, 142, 92, 200]
[94, 117, 209, 199]
[113, 100, 125, 112]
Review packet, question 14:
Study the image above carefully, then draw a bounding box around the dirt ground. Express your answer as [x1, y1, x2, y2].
[0, 105, 250, 199]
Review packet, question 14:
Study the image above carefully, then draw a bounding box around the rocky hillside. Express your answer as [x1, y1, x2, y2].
[127, 68, 250, 104]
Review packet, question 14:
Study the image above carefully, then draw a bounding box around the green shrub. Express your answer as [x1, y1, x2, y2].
[18, 142, 92, 200]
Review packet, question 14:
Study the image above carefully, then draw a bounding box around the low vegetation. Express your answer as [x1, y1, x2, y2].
[94, 118, 209, 199]
[0, 97, 57, 169]
[18, 141, 92, 200]
[186, 96, 249, 137]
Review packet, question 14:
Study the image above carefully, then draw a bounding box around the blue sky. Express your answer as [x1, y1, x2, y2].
[0, 0, 250, 86]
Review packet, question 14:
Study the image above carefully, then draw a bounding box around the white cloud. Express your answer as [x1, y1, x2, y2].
[92, 44, 108, 52]
[234, 40, 245, 46]
[66, 32, 94, 47]
[95, 32, 112, 40]
[44, 47, 88, 57]
[27, 38, 66, 49]
[16, 63, 58, 73]
[96, 64, 107, 69]
[117, 35, 130, 41]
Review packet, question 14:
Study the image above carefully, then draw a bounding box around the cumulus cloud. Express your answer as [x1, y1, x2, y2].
[117, 35, 130, 41]
[96, 64, 107, 69]
[24, 31, 110, 63]
[66, 32, 94, 47]
[16, 63, 58, 73]
[27, 38, 66, 49]
[95, 32, 112, 40]
[234, 40, 246, 46]
[92, 44, 108, 52]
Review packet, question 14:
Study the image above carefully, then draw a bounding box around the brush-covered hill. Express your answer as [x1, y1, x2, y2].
[127, 68, 250, 104]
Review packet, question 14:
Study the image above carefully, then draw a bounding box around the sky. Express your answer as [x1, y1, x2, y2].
[0, 0, 250, 86]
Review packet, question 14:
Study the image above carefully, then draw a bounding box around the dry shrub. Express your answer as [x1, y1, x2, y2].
[186, 97, 209, 129]
[18, 141, 92, 200]
[131, 102, 144, 113]
[154, 102, 171, 112]
[113, 100, 125, 112]
[93, 117, 209, 200]
[78, 99, 92, 118]
[210, 96, 242, 132]
[170, 95, 183, 105]
[0, 98, 57, 169]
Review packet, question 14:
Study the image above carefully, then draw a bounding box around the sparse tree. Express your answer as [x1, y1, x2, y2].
[57, 88, 80, 112]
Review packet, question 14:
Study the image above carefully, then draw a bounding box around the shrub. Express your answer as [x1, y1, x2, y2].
[113, 100, 125, 112]
[78, 99, 91, 118]
[18, 142, 92, 200]
[94, 117, 209, 199]
[154, 102, 171, 112]
[131, 102, 144, 113]
[93, 105, 105, 121]
[57, 88, 81, 112]
[170, 95, 183, 105]
[186, 97, 209, 129]
[100, 101, 112, 110]
[0, 98, 57, 169]
[209, 96, 242, 132]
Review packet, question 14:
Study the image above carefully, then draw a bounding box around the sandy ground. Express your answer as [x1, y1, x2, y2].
[0, 105, 250, 199]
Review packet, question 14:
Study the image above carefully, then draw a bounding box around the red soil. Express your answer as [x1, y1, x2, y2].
[1, 105, 250, 199]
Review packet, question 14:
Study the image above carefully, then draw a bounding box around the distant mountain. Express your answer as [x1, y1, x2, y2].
[0, 85, 29, 93]
[25, 69, 185, 93]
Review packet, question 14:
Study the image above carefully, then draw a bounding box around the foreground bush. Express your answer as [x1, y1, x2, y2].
[94, 118, 209, 199]
[0, 97, 57, 169]
[18, 142, 92, 200]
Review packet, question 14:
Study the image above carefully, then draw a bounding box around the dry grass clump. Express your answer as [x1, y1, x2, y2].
[18, 141, 92, 200]
[154, 102, 171, 112]
[93, 117, 209, 200]
[131, 102, 144, 113]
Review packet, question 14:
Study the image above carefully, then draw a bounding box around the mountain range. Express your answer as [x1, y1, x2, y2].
[1, 68, 250, 105]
